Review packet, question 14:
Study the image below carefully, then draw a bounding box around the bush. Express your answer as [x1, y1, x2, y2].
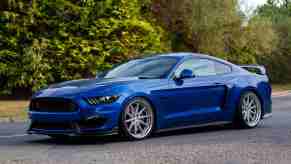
[0, 0, 169, 95]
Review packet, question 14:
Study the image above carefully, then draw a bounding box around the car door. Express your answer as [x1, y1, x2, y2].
[162, 58, 231, 128]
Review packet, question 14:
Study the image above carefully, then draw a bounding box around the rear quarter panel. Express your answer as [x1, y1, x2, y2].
[227, 72, 272, 120]
[245, 74, 272, 116]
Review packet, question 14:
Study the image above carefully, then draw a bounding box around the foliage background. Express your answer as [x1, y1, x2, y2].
[0, 0, 290, 96]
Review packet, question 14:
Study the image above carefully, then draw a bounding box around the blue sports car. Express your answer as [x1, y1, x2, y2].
[27, 53, 272, 140]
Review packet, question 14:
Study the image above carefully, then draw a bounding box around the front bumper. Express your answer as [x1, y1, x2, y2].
[27, 99, 123, 136]
[27, 121, 119, 136]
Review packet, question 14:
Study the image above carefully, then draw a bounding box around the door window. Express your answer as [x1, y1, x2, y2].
[214, 61, 232, 75]
[174, 58, 231, 77]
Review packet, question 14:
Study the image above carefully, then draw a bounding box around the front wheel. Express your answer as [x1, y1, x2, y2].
[120, 98, 155, 140]
[236, 92, 262, 128]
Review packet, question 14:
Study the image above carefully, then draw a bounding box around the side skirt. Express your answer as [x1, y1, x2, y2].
[156, 121, 231, 133]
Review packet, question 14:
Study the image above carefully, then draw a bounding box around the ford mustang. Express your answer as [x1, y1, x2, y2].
[27, 53, 272, 140]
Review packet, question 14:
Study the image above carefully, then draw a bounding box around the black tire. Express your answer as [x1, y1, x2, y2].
[235, 91, 262, 129]
[119, 97, 155, 140]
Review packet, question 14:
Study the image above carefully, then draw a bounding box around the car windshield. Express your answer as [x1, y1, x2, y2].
[99, 57, 178, 79]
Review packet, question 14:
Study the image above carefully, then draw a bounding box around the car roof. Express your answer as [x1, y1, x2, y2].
[131, 52, 243, 74]
[158, 52, 199, 58]
[157, 52, 229, 63]
[157, 52, 224, 60]
[156, 52, 240, 70]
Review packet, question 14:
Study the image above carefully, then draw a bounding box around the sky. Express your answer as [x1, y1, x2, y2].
[241, 0, 268, 16]
[247, 0, 268, 8]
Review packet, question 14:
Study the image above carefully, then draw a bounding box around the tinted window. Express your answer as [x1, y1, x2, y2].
[215, 61, 232, 74]
[102, 57, 178, 79]
[175, 58, 231, 77]
[174, 60, 196, 77]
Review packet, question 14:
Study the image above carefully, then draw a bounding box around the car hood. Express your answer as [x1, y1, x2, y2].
[34, 77, 141, 98]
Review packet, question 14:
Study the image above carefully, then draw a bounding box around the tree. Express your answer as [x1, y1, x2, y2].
[0, 0, 170, 95]
[255, 0, 291, 82]
[153, 0, 276, 64]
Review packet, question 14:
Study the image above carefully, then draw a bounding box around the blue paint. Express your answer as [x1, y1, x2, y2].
[28, 53, 272, 136]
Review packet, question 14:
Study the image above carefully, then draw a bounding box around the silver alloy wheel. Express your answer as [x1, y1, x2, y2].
[241, 93, 262, 127]
[123, 99, 154, 139]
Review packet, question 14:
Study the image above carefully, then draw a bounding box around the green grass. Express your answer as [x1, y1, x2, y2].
[0, 83, 290, 120]
[272, 83, 291, 92]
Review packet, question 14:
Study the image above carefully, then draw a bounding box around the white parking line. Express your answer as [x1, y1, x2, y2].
[0, 134, 28, 138]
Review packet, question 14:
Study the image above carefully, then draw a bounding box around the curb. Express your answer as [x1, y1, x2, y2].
[272, 90, 291, 97]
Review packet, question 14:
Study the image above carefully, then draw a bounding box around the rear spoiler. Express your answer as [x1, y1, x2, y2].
[240, 65, 266, 75]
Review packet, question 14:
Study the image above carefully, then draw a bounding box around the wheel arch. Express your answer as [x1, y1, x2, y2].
[118, 93, 159, 131]
[236, 87, 265, 118]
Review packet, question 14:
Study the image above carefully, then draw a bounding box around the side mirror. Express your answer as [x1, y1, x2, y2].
[178, 69, 193, 79]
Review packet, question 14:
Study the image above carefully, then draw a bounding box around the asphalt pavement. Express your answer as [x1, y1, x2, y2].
[0, 94, 291, 164]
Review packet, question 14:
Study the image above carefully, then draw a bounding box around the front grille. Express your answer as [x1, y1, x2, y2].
[29, 98, 78, 112]
[78, 117, 107, 129]
[30, 122, 74, 130]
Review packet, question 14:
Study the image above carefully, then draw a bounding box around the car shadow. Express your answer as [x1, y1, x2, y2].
[27, 134, 127, 145]
[27, 124, 242, 146]
[152, 124, 233, 138]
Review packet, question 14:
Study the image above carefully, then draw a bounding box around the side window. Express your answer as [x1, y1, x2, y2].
[174, 59, 196, 78]
[192, 59, 216, 76]
[174, 59, 216, 77]
[214, 62, 232, 75]
[174, 58, 231, 78]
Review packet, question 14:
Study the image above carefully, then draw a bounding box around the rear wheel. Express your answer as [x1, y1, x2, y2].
[120, 98, 155, 140]
[236, 92, 262, 128]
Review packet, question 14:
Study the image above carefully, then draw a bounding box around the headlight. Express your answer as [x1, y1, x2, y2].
[85, 96, 119, 105]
